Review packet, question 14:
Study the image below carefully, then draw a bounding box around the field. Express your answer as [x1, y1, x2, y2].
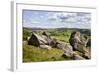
[23, 27, 91, 62]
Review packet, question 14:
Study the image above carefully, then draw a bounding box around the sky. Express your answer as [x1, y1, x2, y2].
[23, 10, 91, 29]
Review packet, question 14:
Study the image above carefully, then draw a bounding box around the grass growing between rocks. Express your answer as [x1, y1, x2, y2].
[23, 44, 72, 62]
[23, 28, 91, 62]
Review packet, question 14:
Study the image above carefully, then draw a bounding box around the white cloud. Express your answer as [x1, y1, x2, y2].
[48, 12, 77, 22]
[23, 10, 91, 29]
[31, 20, 40, 24]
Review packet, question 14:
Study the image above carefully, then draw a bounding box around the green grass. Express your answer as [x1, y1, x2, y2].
[23, 29, 32, 40]
[23, 44, 72, 62]
[48, 29, 71, 43]
[52, 35, 70, 43]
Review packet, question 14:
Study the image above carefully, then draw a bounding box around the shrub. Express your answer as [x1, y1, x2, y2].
[23, 29, 31, 40]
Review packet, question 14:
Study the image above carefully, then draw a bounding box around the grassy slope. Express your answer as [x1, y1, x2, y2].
[23, 45, 72, 62]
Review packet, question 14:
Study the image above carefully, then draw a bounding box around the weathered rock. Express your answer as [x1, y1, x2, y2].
[42, 36, 56, 47]
[83, 48, 91, 59]
[69, 31, 82, 51]
[69, 31, 90, 55]
[80, 35, 89, 47]
[73, 52, 85, 60]
[76, 44, 86, 54]
[40, 45, 52, 50]
[73, 54, 85, 60]
[56, 41, 66, 49]
[28, 32, 59, 48]
[28, 33, 48, 46]
[56, 41, 73, 57]
[42, 31, 50, 37]
[49, 38, 57, 47]
[86, 38, 91, 47]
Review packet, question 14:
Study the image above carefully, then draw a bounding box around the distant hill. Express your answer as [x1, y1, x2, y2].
[23, 27, 91, 36]
[23, 27, 90, 30]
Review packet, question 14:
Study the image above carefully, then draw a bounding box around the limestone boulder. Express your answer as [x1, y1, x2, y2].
[40, 45, 52, 50]
[56, 41, 73, 57]
[73, 51, 85, 60]
[28, 33, 48, 46]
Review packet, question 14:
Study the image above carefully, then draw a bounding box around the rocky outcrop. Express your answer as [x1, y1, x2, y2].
[27, 31, 91, 60]
[28, 33, 48, 46]
[40, 45, 52, 50]
[69, 31, 91, 60]
[56, 41, 73, 57]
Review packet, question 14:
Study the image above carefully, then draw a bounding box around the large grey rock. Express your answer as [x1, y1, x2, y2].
[73, 52, 85, 60]
[69, 31, 90, 55]
[69, 31, 82, 51]
[76, 44, 86, 54]
[83, 48, 91, 59]
[86, 38, 91, 47]
[56, 41, 73, 57]
[28, 33, 48, 46]
[42, 36, 56, 47]
[40, 45, 52, 50]
[74, 54, 85, 60]
[28, 32, 58, 49]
